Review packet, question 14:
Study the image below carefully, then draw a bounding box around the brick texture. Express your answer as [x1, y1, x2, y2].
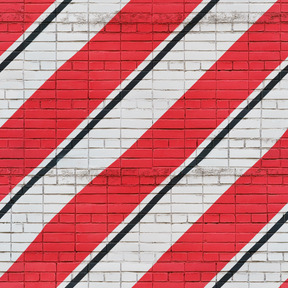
[1, 0, 288, 287]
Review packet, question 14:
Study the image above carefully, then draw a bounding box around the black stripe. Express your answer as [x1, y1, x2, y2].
[212, 211, 288, 288]
[0, 0, 220, 216]
[65, 62, 288, 287]
[0, 0, 73, 73]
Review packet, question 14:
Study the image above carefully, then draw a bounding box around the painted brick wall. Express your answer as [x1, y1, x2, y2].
[1, 0, 288, 287]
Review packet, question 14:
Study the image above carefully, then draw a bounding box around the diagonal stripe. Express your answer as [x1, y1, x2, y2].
[0, 0, 218, 220]
[0, 0, 72, 73]
[0, 0, 202, 203]
[280, 279, 288, 287]
[208, 205, 288, 288]
[1, 0, 286, 286]
[60, 58, 288, 287]
[136, 129, 288, 288]
[0, 0, 56, 57]
[0, 1, 281, 285]
[0, 0, 229, 281]
[0, 0, 131, 129]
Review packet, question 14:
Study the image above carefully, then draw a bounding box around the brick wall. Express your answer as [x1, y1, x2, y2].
[1, 0, 288, 287]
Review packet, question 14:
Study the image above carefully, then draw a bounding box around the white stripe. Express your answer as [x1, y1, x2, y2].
[0, 0, 275, 277]
[205, 204, 288, 288]
[0, 0, 130, 128]
[0, 0, 60, 62]
[57, 57, 288, 288]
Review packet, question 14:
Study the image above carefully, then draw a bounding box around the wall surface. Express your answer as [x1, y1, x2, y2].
[1, 0, 288, 287]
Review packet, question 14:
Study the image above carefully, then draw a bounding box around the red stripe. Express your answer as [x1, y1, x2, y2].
[280, 280, 288, 287]
[0, 1, 285, 286]
[134, 132, 288, 288]
[0, 0, 55, 56]
[0, 0, 201, 202]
